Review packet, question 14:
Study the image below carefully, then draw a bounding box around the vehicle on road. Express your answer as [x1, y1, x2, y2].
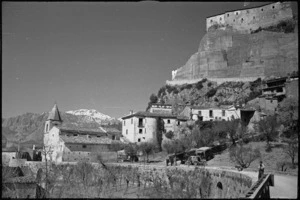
[196, 147, 214, 161]
[186, 155, 207, 166]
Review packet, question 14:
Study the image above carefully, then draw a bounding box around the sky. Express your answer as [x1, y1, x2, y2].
[2, 1, 297, 119]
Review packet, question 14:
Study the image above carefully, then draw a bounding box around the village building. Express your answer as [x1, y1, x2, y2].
[2, 166, 44, 198]
[121, 104, 188, 143]
[148, 103, 172, 114]
[180, 105, 241, 121]
[43, 104, 122, 163]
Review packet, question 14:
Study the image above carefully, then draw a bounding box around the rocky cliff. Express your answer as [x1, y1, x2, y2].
[168, 17, 298, 85]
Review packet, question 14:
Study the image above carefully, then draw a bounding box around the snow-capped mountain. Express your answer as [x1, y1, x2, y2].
[66, 109, 112, 123]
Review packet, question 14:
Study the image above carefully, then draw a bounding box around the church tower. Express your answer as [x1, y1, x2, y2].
[44, 103, 63, 133]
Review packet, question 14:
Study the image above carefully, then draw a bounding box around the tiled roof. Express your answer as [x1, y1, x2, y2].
[100, 127, 121, 133]
[4, 175, 36, 184]
[59, 127, 107, 136]
[121, 111, 188, 120]
[60, 135, 113, 144]
[48, 104, 62, 121]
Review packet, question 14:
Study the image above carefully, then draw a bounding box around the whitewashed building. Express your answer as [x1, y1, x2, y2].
[121, 109, 188, 143]
[180, 105, 241, 121]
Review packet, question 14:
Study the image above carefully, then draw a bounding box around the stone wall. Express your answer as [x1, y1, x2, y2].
[206, 2, 293, 33]
[62, 151, 117, 162]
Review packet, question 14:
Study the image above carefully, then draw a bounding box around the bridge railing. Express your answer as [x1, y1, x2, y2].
[245, 173, 274, 199]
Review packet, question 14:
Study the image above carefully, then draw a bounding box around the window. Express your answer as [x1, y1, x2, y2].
[74, 134, 78, 136]
[210, 19, 213, 23]
[233, 19, 235, 22]
[253, 16, 255, 20]
[138, 118, 143, 127]
[177, 121, 180, 125]
[261, 8, 263, 11]
[126, 129, 128, 135]
[145, 128, 146, 133]
[247, 10, 249, 14]
[46, 124, 49, 132]
[112, 136, 116, 140]
[209, 110, 213, 118]
[220, 17, 222, 21]
[270, 100, 273, 103]
[124, 120, 126, 126]
[227, 14, 229, 17]
[222, 110, 225, 116]
[139, 129, 143, 134]
[236, 12, 238, 15]
[131, 118, 133, 124]
[138, 138, 141, 142]
[241, 18, 244, 22]
[198, 111, 202, 116]
[272, 6, 275, 9]
[143, 137, 145, 140]
[215, 117, 218, 120]
[167, 119, 171, 124]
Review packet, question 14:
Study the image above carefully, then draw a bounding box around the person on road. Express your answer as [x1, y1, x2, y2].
[258, 161, 265, 179]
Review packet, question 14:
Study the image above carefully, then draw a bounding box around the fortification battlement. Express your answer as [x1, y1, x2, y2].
[206, 2, 293, 33]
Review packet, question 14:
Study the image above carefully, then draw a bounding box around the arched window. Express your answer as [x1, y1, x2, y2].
[217, 182, 223, 198]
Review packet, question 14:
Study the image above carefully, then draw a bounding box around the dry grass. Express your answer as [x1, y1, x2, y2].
[207, 142, 298, 175]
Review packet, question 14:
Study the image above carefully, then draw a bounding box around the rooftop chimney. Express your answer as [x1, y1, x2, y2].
[130, 110, 134, 115]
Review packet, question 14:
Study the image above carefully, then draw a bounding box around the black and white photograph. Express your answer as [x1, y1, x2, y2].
[2, 1, 298, 198]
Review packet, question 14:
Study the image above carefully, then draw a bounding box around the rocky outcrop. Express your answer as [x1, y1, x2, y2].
[168, 20, 298, 85]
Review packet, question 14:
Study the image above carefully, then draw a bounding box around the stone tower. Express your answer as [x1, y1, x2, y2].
[44, 103, 63, 133]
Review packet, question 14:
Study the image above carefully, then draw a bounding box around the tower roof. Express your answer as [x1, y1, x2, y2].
[47, 103, 62, 122]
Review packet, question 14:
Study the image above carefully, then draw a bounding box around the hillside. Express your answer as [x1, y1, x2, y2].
[2, 110, 121, 148]
[152, 78, 262, 114]
[168, 17, 298, 85]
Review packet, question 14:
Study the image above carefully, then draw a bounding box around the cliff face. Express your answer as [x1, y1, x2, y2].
[170, 20, 298, 84]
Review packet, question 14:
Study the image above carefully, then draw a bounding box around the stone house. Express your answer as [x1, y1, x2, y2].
[180, 105, 241, 121]
[2, 166, 44, 198]
[43, 104, 121, 163]
[121, 109, 188, 143]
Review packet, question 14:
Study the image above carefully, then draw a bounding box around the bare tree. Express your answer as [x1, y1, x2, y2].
[255, 115, 279, 149]
[283, 139, 298, 168]
[229, 145, 261, 169]
[138, 141, 157, 163]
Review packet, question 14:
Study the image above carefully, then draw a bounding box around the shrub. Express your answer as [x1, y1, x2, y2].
[185, 84, 193, 90]
[165, 131, 174, 139]
[195, 81, 203, 90]
[158, 87, 166, 97]
[206, 88, 217, 98]
[207, 82, 212, 87]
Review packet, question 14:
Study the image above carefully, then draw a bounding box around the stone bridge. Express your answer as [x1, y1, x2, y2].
[110, 163, 275, 198]
[23, 161, 274, 198]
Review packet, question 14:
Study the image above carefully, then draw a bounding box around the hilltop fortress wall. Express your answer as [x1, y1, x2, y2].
[206, 2, 293, 33]
[167, 2, 297, 86]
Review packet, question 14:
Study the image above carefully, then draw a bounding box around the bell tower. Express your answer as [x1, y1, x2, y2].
[44, 103, 63, 133]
